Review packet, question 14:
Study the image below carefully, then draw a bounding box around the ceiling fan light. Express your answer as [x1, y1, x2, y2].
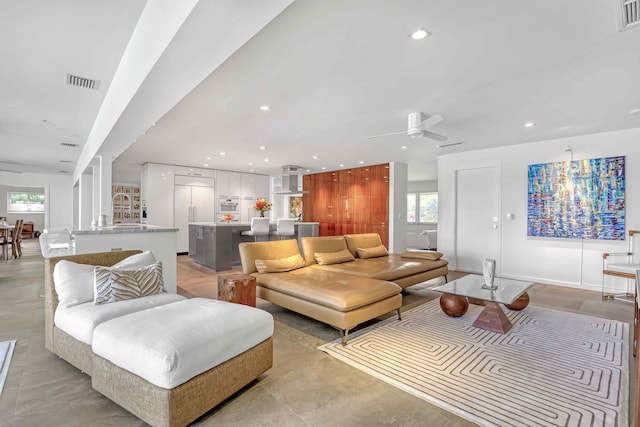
[411, 28, 430, 40]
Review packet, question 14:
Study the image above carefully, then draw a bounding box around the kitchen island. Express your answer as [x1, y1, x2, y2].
[188, 222, 319, 271]
[40, 224, 179, 293]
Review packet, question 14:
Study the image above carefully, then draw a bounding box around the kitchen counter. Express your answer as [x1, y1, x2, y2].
[72, 224, 178, 234]
[40, 224, 179, 293]
[188, 222, 319, 271]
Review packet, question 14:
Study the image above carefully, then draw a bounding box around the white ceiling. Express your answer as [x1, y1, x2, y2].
[2, 0, 640, 183]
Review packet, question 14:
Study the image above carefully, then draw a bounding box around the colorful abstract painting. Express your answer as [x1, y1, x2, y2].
[527, 156, 625, 240]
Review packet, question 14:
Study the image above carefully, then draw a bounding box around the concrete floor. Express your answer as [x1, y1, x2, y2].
[0, 240, 635, 426]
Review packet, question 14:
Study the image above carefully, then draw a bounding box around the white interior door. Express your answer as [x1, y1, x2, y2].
[455, 166, 501, 273]
[174, 185, 192, 253]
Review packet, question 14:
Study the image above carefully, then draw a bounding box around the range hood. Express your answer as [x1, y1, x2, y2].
[273, 165, 309, 195]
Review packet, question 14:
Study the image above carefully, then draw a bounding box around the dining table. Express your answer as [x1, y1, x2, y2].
[0, 224, 15, 260]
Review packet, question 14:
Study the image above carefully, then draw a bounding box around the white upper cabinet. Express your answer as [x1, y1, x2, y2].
[215, 170, 230, 197]
[228, 172, 242, 197]
[255, 175, 269, 199]
[174, 166, 214, 178]
[241, 173, 256, 200]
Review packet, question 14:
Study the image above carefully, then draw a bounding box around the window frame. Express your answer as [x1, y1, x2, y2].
[7, 191, 46, 213]
[407, 191, 438, 225]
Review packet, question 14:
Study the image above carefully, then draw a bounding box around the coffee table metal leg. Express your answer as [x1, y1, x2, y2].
[439, 294, 469, 317]
[472, 302, 512, 334]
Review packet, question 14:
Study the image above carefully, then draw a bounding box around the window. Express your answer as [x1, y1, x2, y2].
[7, 192, 45, 213]
[407, 192, 437, 224]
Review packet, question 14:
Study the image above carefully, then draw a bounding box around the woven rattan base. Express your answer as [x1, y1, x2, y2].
[92, 337, 273, 427]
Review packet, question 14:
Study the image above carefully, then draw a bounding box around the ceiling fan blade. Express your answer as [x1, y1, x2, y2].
[417, 114, 444, 130]
[422, 130, 448, 141]
[364, 130, 406, 139]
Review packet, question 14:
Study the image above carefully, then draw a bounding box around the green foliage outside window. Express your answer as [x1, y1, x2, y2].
[407, 192, 437, 224]
[7, 192, 45, 213]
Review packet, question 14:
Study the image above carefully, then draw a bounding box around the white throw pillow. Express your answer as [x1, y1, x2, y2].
[52, 251, 158, 309]
[111, 251, 157, 269]
[53, 260, 95, 309]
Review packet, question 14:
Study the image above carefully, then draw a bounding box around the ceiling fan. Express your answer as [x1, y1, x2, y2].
[365, 112, 447, 141]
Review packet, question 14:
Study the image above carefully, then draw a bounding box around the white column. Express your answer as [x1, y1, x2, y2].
[389, 162, 408, 253]
[98, 155, 113, 223]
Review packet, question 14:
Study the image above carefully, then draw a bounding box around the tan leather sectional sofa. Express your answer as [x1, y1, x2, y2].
[239, 233, 448, 344]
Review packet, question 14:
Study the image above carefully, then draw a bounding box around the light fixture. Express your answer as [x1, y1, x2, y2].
[259, 146, 267, 150]
[260, 105, 271, 111]
[249, 169, 254, 172]
[410, 27, 431, 40]
[524, 122, 535, 127]
[264, 158, 269, 162]
[248, 162, 253, 166]
[630, 108, 640, 115]
[204, 164, 209, 167]
[401, 145, 408, 149]
[359, 160, 364, 164]
[339, 164, 344, 167]
[312, 155, 319, 159]
[321, 167, 326, 170]
[220, 152, 226, 156]
[306, 169, 311, 172]
[206, 156, 211, 160]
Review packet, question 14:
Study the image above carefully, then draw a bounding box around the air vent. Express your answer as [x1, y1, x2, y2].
[616, 0, 640, 31]
[66, 73, 100, 90]
[60, 142, 80, 148]
[437, 141, 464, 148]
[59, 160, 73, 163]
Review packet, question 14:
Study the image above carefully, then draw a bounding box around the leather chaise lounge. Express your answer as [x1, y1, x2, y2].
[239, 233, 448, 344]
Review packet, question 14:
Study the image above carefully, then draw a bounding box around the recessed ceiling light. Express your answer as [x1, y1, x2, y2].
[260, 105, 271, 111]
[339, 164, 344, 167]
[264, 158, 269, 162]
[630, 108, 640, 115]
[259, 146, 267, 150]
[306, 169, 311, 172]
[524, 122, 535, 127]
[204, 164, 209, 167]
[410, 27, 431, 40]
[321, 167, 326, 170]
[206, 156, 211, 160]
[249, 169, 254, 172]
[359, 161, 364, 164]
[401, 145, 408, 149]
[248, 162, 253, 166]
[312, 155, 319, 159]
[220, 152, 226, 156]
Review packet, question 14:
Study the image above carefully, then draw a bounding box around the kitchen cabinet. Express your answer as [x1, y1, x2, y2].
[241, 173, 256, 198]
[173, 166, 214, 178]
[175, 175, 215, 253]
[255, 175, 269, 199]
[141, 163, 175, 228]
[215, 170, 242, 198]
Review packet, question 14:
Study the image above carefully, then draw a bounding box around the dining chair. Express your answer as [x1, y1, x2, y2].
[602, 229, 640, 300]
[635, 269, 640, 358]
[271, 218, 296, 240]
[15, 219, 24, 257]
[241, 217, 270, 241]
[9, 219, 23, 259]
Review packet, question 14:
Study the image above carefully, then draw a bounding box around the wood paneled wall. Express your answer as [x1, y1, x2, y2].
[302, 163, 389, 247]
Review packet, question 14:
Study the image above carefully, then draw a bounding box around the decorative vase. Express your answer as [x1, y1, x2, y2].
[482, 259, 497, 289]
[260, 211, 264, 217]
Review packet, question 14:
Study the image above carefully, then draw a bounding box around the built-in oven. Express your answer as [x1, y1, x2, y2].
[217, 196, 239, 214]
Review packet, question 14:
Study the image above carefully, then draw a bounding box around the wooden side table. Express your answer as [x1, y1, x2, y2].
[217, 274, 256, 307]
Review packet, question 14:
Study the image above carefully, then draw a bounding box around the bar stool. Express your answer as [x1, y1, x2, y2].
[271, 218, 296, 240]
[241, 217, 270, 241]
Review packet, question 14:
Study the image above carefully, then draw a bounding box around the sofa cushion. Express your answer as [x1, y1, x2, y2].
[94, 262, 165, 305]
[54, 293, 185, 345]
[344, 233, 384, 257]
[400, 250, 443, 261]
[311, 255, 448, 282]
[255, 253, 306, 273]
[92, 298, 274, 389]
[315, 249, 355, 265]
[301, 236, 350, 265]
[254, 268, 401, 312]
[53, 251, 158, 309]
[356, 245, 388, 259]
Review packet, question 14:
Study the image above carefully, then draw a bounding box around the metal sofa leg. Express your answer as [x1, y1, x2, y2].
[340, 329, 349, 346]
[396, 308, 402, 321]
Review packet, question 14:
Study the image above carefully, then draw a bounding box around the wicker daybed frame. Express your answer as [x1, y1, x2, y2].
[44, 250, 273, 427]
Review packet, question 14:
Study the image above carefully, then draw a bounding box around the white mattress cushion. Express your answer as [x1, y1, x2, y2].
[92, 298, 274, 389]
[55, 293, 185, 345]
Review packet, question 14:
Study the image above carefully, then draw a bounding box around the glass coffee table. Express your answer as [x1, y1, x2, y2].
[432, 274, 534, 334]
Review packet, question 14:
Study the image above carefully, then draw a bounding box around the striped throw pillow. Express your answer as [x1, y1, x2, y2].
[94, 262, 165, 305]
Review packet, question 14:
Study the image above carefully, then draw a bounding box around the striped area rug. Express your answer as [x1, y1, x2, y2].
[319, 300, 629, 426]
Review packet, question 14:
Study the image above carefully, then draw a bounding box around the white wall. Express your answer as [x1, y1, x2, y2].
[0, 172, 73, 231]
[389, 162, 408, 253]
[438, 127, 640, 292]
